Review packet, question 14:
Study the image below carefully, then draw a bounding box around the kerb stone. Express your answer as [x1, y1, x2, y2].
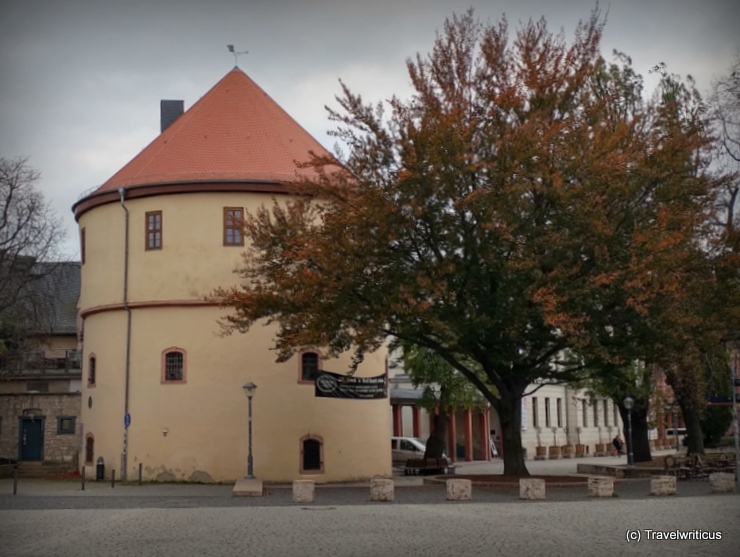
[709, 473, 735, 493]
[446, 479, 472, 501]
[588, 476, 614, 497]
[519, 478, 546, 500]
[650, 475, 676, 496]
[292, 480, 315, 503]
[370, 478, 394, 502]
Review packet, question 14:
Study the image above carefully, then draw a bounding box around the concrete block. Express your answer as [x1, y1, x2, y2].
[370, 478, 394, 502]
[519, 478, 546, 500]
[293, 480, 315, 503]
[650, 475, 676, 496]
[588, 476, 614, 497]
[445, 479, 472, 501]
[709, 473, 736, 494]
[232, 477, 263, 497]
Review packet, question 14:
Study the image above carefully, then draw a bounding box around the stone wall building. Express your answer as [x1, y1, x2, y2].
[0, 262, 82, 468]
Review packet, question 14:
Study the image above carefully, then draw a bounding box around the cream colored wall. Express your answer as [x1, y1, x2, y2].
[78, 191, 392, 482]
[82, 307, 390, 482]
[79, 192, 286, 309]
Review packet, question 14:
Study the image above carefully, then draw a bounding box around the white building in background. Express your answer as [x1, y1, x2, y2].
[388, 364, 630, 462]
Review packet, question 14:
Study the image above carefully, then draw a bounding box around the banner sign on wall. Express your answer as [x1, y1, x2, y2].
[314, 370, 387, 399]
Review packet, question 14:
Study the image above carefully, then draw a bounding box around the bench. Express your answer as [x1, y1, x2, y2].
[664, 452, 735, 480]
[404, 457, 456, 476]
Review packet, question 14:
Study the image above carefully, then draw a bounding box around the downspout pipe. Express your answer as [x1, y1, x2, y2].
[119, 187, 132, 481]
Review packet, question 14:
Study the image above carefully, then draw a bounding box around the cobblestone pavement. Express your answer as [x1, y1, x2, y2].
[1, 495, 738, 556]
[1, 453, 737, 556]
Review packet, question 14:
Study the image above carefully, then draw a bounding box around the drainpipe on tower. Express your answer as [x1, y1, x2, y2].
[119, 187, 132, 481]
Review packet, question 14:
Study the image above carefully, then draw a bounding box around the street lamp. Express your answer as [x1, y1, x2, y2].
[623, 396, 635, 468]
[242, 381, 257, 478]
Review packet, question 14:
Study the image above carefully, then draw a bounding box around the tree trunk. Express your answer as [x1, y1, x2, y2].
[496, 390, 530, 476]
[679, 401, 705, 455]
[618, 403, 652, 463]
[424, 411, 448, 459]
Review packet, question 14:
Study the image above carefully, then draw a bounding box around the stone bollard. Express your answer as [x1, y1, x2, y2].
[370, 478, 394, 502]
[709, 473, 735, 494]
[519, 478, 546, 500]
[650, 475, 677, 496]
[588, 476, 614, 497]
[446, 479, 472, 501]
[292, 480, 315, 503]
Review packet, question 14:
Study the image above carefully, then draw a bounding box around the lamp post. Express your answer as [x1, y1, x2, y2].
[722, 335, 740, 494]
[623, 396, 635, 468]
[242, 382, 257, 479]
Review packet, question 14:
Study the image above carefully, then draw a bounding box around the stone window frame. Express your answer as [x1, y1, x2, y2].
[161, 347, 187, 384]
[299, 435, 324, 475]
[532, 397, 539, 428]
[57, 416, 76, 435]
[298, 351, 321, 384]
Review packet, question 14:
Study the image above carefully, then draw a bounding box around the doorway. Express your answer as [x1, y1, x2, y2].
[19, 414, 45, 461]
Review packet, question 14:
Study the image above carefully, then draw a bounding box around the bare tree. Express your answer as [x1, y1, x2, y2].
[711, 53, 740, 252]
[0, 157, 66, 352]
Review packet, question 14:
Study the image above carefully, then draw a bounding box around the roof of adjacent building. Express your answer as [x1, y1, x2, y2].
[3, 261, 80, 336]
[93, 67, 334, 193]
[30, 262, 80, 335]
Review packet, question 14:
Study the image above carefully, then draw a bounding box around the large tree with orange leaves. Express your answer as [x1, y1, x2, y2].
[214, 9, 722, 475]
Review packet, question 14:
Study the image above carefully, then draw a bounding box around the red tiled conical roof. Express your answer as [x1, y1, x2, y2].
[95, 68, 332, 192]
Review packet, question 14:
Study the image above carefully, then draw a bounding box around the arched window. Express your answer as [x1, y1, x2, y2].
[161, 347, 187, 383]
[300, 352, 320, 382]
[88, 355, 96, 386]
[85, 434, 94, 465]
[300, 436, 324, 474]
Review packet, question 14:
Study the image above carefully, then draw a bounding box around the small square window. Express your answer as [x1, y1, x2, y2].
[27, 382, 49, 393]
[57, 416, 76, 435]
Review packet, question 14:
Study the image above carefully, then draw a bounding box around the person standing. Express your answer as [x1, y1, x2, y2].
[612, 435, 623, 456]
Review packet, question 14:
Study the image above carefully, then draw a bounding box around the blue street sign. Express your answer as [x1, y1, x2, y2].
[707, 395, 740, 404]
[124, 413, 131, 428]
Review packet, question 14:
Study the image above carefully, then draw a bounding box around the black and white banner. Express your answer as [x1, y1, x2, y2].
[314, 370, 387, 399]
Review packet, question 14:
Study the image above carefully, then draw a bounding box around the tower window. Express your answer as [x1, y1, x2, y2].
[161, 348, 187, 383]
[88, 356, 96, 386]
[146, 211, 162, 250]
[223, 207, 244, 246]
[301, 436, 323, 473]
[300, 352, 320, 382]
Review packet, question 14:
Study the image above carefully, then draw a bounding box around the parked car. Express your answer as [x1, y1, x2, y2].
[391, 436, 427, 464]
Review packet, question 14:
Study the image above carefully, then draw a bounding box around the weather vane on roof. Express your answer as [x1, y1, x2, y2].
[227, 45, 248, 68]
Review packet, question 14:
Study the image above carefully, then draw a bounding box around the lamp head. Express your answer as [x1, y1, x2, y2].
[243, 381, 257, 398]
[623, 396, 634, 410]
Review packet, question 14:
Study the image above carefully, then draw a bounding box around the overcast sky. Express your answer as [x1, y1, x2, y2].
[1, 0, 738, 259]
